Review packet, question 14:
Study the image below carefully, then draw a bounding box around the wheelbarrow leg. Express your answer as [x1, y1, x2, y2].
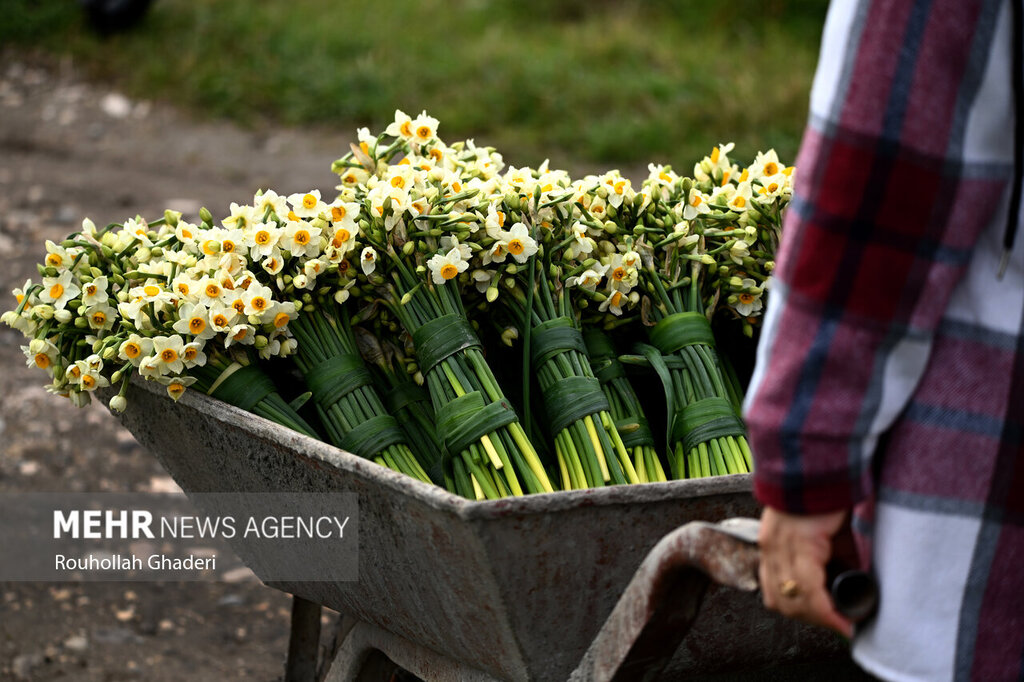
[286, 595, 322, 682]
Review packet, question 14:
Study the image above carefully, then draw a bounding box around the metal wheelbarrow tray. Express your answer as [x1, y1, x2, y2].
[114, 378, 851, 681]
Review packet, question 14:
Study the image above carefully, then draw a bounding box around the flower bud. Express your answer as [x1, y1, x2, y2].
[164, 209, 181, 227]
[199, 207, 213, 224]
[111, 370, 124, 383]
[82, 217, 96, 234]
[108, 395, 128, 413]
[402, 241, 416, 256]
[603, 221, 617, 235]
[254, 335, 269, 350]
[500, 327, 519, 347]
[700, 254, 716, 266]
[486, 287, 499, 303]
[102, 346, 117, 361]
[55, 309, 72, 324]
[36, 305, 56, 320]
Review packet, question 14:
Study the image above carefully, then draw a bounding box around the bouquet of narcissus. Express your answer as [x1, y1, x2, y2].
[6, 109, 794, 498]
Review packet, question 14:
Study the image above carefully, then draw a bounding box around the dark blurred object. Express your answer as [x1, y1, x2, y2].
[79, 0, 153, 34]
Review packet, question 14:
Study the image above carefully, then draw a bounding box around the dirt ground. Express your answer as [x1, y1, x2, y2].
[0, 52, 355, 681]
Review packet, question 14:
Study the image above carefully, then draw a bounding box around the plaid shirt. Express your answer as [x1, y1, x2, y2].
[743, 1, 1023, 680]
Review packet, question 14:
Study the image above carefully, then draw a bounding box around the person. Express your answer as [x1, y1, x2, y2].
[743, 0, 1023, 680]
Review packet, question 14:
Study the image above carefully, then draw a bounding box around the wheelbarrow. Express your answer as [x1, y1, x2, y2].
[112, 378, 867, 681]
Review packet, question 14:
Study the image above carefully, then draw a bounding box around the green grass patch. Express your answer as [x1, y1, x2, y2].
[3, 0, 827, 168]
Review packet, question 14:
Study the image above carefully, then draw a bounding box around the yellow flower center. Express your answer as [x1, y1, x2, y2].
[610, 291, 623, 307]
[287, 211, 300, 221]
[332, 229, 351, 248]
[690, 194, 702, 207]
[508, 239, 525, 256]
[69, 365, 82, 379]
[739, 293, 755, 304]
[213, 314, 228, 327]
[223, 240, 236, 253]
[46, 254, 63, 267]
[497, 211, 505, 227]
[34, 353, 50, 369]
[145, 285, 161, 298]
[206, 284, 221, 298]
[331, 206, 347, 222]
[177, 283, 190, 296]
[123, 342, 141, 359]
[659, 171, 672, 183]
[85, 284, 97, 297]
[612, 267, 627, 281]
[184, 347, 198, 362]
[429, 148, 443, 161]
[302, 193, 317, 209]
[721, 171, 732, 186]
[440, 264, 459, 280]
[251, 297, 268, 311]
[49, 283, 64, 300]
[732, 196, 747, 208]
[232, 328, 248, 341]
[273, 312, 290, 328]
[293, 230, 310, 246]
[390, 176, 406, 189]
[416, 125, 432, 140]
[739, 169, 749, 183]
[452, 181, 463, 193]
[767, 182, 780, 193]
[255, 231, 271, 246]
[167, 382, 186, 400]
[203, 239, 219, 255]
[614, 181, 626, 195]
[232, 299, 246, 314]
[91, 311, 107, 326]
[266, 258, 280, 270]
[181, 228, 193, 239]
[710, 146, 720, 164]
[592, 205, 604, 215]
[399, 121, 413, 137]
[343, 174, 357, 185]
[763, 162, 779, 176]
[160, 348, 178, 363]
[189, 317, 206, 334]
[81, 375, 96, 390]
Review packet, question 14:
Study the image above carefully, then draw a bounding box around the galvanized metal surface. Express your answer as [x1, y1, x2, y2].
[113, 379, 847, 681]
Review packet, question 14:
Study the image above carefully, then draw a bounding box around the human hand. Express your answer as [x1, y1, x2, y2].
[757, 506, 854, 637]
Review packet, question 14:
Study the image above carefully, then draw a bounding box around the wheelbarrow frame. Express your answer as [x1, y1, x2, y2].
[110, 378, 850, 681]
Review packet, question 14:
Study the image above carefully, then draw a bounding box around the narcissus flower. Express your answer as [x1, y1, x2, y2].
[504, 223, 538, 264]
[427, 246, 469, 284]
[39, 271, 79, 310]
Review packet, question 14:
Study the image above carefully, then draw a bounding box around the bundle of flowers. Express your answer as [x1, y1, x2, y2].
[5, 212, 317, 437]
[6, 109, 793, 498]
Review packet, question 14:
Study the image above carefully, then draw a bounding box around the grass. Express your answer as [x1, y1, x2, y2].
[2, 0, 827, 169]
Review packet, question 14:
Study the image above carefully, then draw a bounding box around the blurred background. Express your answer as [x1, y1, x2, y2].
[0, 1, 826, 679]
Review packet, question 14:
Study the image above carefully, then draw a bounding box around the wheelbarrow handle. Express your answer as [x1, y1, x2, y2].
[570, 518, 878, 682]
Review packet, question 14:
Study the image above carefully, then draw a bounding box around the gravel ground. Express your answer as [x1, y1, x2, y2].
[0, 52, 351, 682]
